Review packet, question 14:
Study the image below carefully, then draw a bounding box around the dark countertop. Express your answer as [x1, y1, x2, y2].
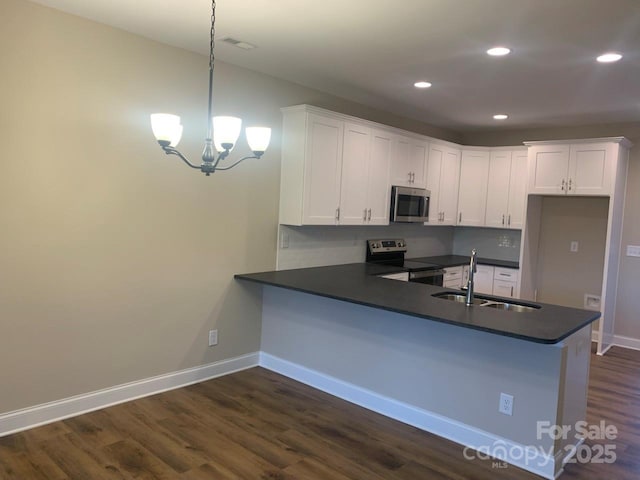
[235, 263, 599, 344]
[410, 255, 519, 269]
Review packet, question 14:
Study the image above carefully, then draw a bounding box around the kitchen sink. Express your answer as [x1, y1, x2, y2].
[432, 292, 540, 312]
[433, 293, 486, 306]
[482, 302, 539, 313]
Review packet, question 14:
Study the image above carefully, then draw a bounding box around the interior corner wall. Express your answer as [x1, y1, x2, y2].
[461, 123, 640, 344]
[535, 197, 609, 309]
[0, 0, 460, 415]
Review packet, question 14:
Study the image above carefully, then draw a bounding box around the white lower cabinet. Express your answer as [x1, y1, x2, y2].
[443, 266, 463, 288]
[492, 267, 520, 298]
[474, 265, 495, 295]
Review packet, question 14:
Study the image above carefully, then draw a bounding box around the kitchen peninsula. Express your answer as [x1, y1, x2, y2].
[236, 265, 599, 479]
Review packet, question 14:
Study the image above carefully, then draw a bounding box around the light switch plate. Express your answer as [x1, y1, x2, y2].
[626, 245, 640, 257]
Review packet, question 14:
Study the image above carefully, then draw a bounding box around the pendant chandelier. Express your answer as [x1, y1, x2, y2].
[150, 0, 271, 176]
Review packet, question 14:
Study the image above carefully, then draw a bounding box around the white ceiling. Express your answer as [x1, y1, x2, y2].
[29, 0, 640, 131]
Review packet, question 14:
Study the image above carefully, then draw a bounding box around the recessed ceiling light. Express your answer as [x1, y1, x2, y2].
[493, 114, 508, 120]
[414, 81, 432, 88]
[597, 52, 622, 63]
[487, 47, 511, 56]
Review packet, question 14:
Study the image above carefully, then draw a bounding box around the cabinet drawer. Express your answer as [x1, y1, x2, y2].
[493, 279, 517, 298]
[494, 267, 519, 282]
[443, 266, 462, 281]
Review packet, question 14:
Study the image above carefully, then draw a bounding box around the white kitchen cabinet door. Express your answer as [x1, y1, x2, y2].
[390, 136, 427, 188]
[443, 266, 463, 288]
[425, 145, 443, 224]
[457, 150, 490, 226]
[426, 144, 461, 225]
[474, 265, 494, 295]
[390, 136, 412, 187]
[301, 113, 345, 224]
[506, 150, 528, 229]
[408, 139, 428, 188]
[339, 122, 371, 225]
[493, 279, 517, 298]
[569, 143, 615, 196]
[527, 144, 571, 195]
[485, 151, 512, 228]
[367, 129, 392, 224]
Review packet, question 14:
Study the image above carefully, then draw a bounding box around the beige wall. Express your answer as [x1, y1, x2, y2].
[535, 197, 608, 308]
[462, 124, 640, 341]
[0, 0, 460, 414]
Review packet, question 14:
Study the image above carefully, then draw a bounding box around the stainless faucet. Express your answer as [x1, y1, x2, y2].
[465, 248, 478, 306]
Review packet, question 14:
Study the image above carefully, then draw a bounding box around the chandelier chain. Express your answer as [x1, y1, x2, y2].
[210, 0, 216, 70]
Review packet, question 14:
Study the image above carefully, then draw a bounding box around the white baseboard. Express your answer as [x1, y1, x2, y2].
[612, 334, 640, 351]
[259, 352, 557, 480]
[0, 352, 259, 437]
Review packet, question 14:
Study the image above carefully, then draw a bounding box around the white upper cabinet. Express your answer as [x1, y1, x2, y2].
[457, 150, 490, 226]
[366, 129, 393, 224]
[426, 144, 461, 225]
[279, 110, 344, 225]
[390, 136, 428, 188]
[527, 141, 616, 196]
[340, 122, 372, 224]
[570, 143, 615, 195]
[485, 149, 527, 229]
[527, 144, 570, 195]
[279, 105, 393, 226]
[338, 125, 392, 225]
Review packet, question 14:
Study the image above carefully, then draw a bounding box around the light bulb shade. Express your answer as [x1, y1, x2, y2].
[213, 116, 242, 152]
[246, 127, 271, 153]
[170, 124, 183, 147]
[151, 113, 182, 146]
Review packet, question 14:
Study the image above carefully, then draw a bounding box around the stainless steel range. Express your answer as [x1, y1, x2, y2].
[366, 239, 444, 286]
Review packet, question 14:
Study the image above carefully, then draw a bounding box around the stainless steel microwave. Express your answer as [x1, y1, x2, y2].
[390, 186, 430, 223]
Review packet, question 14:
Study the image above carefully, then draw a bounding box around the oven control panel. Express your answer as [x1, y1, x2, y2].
[367, 239, 407, 253]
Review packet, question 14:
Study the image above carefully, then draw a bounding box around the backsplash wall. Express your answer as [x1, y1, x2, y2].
[276, 225, 454, 270]
[452, 227, 521, 262]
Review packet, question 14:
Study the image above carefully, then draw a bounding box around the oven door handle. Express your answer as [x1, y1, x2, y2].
[409, 269, 445, 280]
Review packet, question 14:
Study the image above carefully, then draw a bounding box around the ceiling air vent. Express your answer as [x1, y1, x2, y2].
[220, 37, 257, 50]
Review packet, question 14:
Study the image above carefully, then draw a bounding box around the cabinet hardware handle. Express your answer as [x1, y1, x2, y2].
[363, 208, 367, 221]
[508, 214, 511, 226]
[459, 212, 462, 223]
[568, 179, 572, 191]
[367, 208, 371, 221]
[561, 179, 566, 191]
[502, 214, 505, 225]
[511, 286, 514, 296]
[336, 207, 340, 221]
[412, 172, 415, 183]
[408, 172, 412, 183]
[440, 212, 444, 222]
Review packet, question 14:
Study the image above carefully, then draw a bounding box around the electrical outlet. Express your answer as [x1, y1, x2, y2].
[570, 241, 579, 253]
[280, 232, 289, 249]
[626, 245, 640, 257]
[584, 294, 601, 311]
[499, 393, 514, 416]
[208, 329, 218, 346]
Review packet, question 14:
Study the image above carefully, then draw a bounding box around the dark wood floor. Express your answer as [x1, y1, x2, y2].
[1, 346, 639, 479]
